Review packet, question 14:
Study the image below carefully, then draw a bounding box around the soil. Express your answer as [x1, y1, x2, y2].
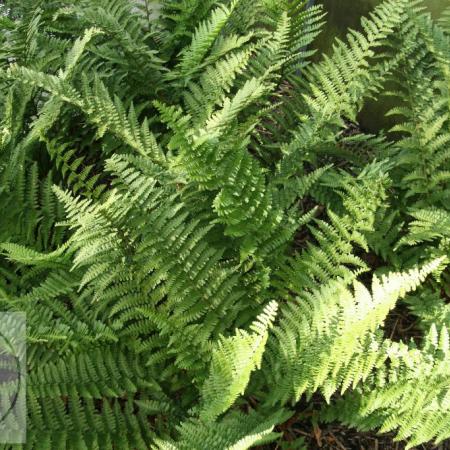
[274, 422, 450, 449]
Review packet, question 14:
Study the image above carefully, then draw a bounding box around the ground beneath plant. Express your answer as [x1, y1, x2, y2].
[270, 421, 450, 449]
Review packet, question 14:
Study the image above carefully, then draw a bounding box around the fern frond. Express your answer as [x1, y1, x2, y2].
[200, 301, 277, 421]
[265, 258, 444, 405]
[155, 408, 289, 450]
[174, 1, 238, 81]
[324, 324, 450, 449]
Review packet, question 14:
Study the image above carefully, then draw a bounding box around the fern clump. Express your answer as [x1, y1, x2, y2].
[0, 0, 449, 448]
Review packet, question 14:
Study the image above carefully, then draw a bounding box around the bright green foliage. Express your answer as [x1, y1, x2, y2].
[264, 258, 444, 406]
[323, 325, 450, 449]
[0, 0, 449, 449]
[200, 301, 278, 422]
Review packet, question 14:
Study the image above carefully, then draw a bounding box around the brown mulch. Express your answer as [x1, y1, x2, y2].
[383, 302, 423, 344]
[258, 420, 450, 450]
[281, 423, 449, 450]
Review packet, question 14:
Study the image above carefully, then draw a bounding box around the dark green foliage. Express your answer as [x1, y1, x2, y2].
[0, 0, 449, 449]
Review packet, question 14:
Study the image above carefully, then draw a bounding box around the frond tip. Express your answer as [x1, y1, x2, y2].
[200, 301, 278, 421]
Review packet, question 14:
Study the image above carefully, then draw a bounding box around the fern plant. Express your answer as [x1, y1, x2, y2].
[0, 0, 449, 449]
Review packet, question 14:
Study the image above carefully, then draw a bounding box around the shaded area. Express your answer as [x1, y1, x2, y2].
[313, 0, 448, 134]
[316, 0, 447, 55]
